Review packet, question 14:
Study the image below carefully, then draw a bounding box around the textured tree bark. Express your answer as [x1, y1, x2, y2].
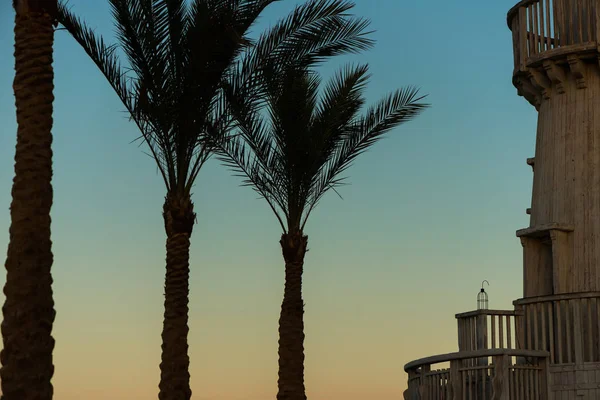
[1, 5, 56, 400]
[277, 232, 308, 400]
[158, 193, 195, 400]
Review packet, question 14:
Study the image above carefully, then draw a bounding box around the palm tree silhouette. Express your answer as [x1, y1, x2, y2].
[56, 0, 374, 398]
[2, 1, 59, 399]
[219, 62, 429, 400]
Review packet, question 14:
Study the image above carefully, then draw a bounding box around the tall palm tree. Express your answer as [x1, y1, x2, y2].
[56, 1, 372, 398]
[2, 1, 59, 399]
[219, 63, 429, 400]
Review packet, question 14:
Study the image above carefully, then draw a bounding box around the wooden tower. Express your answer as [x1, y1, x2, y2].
[403, 1, 600, 398]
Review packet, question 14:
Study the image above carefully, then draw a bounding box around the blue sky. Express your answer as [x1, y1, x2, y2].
[0, 1, 537, 399]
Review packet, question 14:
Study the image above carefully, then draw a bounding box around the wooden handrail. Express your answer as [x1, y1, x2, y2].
[507, 0, 541, 28]
[404, 349, 548, 372]
[514, 291, 600, 305]
[455, 309, 518, 319]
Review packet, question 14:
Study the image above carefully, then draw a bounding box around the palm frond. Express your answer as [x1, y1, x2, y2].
[57, 1, 171, 188]
[216, 134, 289, 231]
[304, 87, 429, 227]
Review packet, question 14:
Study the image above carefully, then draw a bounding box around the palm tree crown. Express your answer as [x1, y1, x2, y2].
[221, 62, 429, 234]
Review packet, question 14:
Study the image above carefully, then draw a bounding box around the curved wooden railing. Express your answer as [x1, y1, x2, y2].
[404, 349, 549, 400]
[514, 291, 600, 365]
[507, 0, 599, 72]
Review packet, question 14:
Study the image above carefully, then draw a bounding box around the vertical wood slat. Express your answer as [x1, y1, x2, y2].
[588, 298, 593, 362]
[519, 369, 524, 400]
[471, 317, 475, 351]
[482, 368, 486, 398]
[557, 301, 563, 363]
[548, 302, 555, 363]
[500, 315, 505, 349]
[462, 370, 466, 400]
[586, 0, 593, 41]
[574, 299, 583, 365]
[519, 7, 529, 69]
[590, 0, 600, 42]
[507, 315, 513, 349]
[512, 16, 521, 72]
[527, 305, 532, 350]
[533, 1, 540, 54]
[491, 315, 496, 349]
[536, 0, 546, 53]
[559, 0, 568, 45]
[592, 0, 597, 42]
[533, 304, 539, 350]
[596, 298, 600, 363]
[545, 0, 552, 49]
[577, 0, 583, 43]
[529, 3, 536, 54]
[553, 0, 560, 46]
[565, 300, 572, 363]
[541, 302, 547, 355]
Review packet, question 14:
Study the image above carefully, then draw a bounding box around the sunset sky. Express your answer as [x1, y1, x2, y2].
[0, 0, 536, 399]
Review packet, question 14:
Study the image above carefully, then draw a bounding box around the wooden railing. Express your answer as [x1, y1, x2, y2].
[514, 292, 600, 365]
[456, 310, 520, 354]
[404, 349, 549, 400]
[507, 0, 599, 71]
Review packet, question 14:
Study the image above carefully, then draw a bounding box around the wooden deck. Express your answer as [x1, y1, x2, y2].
[405, 294, 600, 399]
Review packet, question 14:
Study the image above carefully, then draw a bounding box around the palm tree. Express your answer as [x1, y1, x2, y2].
[219, 63, 429, 400]
[0, 0, 57, 400]
[2, 1, 59, 399]
[56, 1, 372, 398]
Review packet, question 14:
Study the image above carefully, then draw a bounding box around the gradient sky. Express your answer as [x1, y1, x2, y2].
[0, 1, 538, 399]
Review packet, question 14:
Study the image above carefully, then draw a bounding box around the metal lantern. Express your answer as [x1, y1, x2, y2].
[477, 280, 489, 310]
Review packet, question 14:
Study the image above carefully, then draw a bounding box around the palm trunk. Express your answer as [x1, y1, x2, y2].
[1, 6, 57, 400]
[158, 193, 195, 400]
[277, 232, 308, 400]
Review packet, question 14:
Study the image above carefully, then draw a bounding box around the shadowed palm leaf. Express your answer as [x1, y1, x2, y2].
[218, 62, 429, 400]
[56, 0, 375, 399]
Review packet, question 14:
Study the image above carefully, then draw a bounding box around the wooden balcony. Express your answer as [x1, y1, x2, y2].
[507, 0, 599, 74]
[403, 349, 550, 400]
[456, 309, 521, 353]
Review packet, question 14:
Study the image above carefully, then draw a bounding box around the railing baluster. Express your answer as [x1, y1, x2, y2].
[596, 297, 600, 363]
[527, 304, 533, 350]
[533, 303, 539, 350]
[557, 300, 563, 363]
[545, 0, 552, 49]
[541, 301, 547, 355]
[533, 1, 540, 54]
[499, 315, 505, 349]
[587, 298, 593, 362]
[528, 3, 535, 55]
[565, 300, 572, 363]
[578, 0, 584, 43]
[507, 315, 513, 349]
[553, 0, 560, 46]
[491, 315, 496, 349]
[547, 302, 555, 363]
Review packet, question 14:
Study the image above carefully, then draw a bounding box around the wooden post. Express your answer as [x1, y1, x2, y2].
[596, 0, 600, 44]
[419, 365, 430, 400]
[491, 354, 510, 400]
[477, 313, 489, 368]
[449, 360, 463, 400]
[407, 369, 419, 400]
[538, 356, 551, 400]
[519, 6, 529, 70]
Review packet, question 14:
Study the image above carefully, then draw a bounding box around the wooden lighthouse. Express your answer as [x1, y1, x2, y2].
[404, 0, 600, 398]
